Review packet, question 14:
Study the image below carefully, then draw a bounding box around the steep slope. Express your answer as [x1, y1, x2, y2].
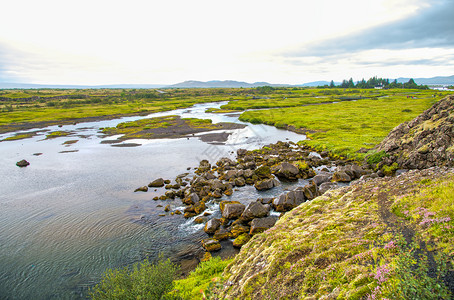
[376, 95, 454, 169]
[215, 168, 454, 299]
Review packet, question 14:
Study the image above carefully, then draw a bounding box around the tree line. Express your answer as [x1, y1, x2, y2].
[326, 76, 429, 89]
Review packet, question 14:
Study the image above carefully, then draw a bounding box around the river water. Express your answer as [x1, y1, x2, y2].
[0, 102, 306, 299]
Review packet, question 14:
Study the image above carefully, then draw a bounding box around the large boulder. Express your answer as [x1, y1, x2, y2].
[332, 171, 351, 182]
[312, 173, 332, 186]
[237, 148, 248, 157]
[301, 182, 319, 200]
[319, 182, 339, 194]
[213, 228, 232, 241]
[241, 201, 270, 221]
[272, 162, 300, 181]
[273, 189, 306, 212]
[204, 218, 221, 234]
[249, 216, 278, 235]
[254, 178, 279, 191]
[196, 160, 211, 174]
[222, 203, 246, 219]
[183, 192, 200, 205]
[148, 178, 165, 187]
[231, 224, 250, 238]
[337, 165, 368, 180]
[254, 165, 272, 179]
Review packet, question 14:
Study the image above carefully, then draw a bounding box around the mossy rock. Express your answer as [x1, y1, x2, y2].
[201, 238, 221, 252]
[233, 233, 251, 248]
[254, 165, 271, 179]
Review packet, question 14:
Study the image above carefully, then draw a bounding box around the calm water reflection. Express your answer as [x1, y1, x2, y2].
[0, 102, 306, 299]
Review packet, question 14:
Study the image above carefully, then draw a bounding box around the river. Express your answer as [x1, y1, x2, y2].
[0, 102, 306, 299]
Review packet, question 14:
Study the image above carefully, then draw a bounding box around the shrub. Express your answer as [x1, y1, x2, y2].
[171, 256, 233, 299]
[90, 258, 178, 300]
[366, 150, 389, 165]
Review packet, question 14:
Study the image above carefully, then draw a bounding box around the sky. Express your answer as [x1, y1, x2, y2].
[0, 0, 453, 85]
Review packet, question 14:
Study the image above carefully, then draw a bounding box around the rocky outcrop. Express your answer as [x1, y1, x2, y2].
[375, 95, 454, 169]
[216, 167, 454, 299]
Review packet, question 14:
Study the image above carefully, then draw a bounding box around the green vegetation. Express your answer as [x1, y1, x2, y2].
[0, 88, 250, 131]
[216, 170, 453, 299]
[45, 131, 71, 139]
[90, 255, 232, 300]
[239, 90, 443, 160]
[90, 258, 179, 300]
[1, 132, 36, 141]
[100, 115, 241, 140]
[170, 256, 233, 299]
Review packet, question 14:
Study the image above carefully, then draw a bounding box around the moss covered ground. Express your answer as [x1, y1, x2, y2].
[216, 168, 453, 299]
[239, 90, 450, 160]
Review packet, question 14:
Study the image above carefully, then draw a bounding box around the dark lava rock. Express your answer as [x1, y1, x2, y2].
[222, 203, 246, 219]
[254, 178, 279, 191]
[16, 159, 30, 167]
[332, 171, 351, 182]
[272, 162, 300, 181]
[312, 173, 332, 186]
[204, 218, 221, 234]
[250, 216, 278, 235]
[273, 189, 306, 212]
[319, 182, 339, 194]
[241, 201, 269, 221]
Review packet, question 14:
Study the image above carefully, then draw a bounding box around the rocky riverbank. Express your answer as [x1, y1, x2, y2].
[135, 140, 378, 255]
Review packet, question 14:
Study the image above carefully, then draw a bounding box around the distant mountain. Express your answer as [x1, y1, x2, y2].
[165, 80, 287, 88]
[299, 81, 341, 87]
[396, 75, 454, 85]
[2, 75, 452, 90]
[167, 80, 270, 88]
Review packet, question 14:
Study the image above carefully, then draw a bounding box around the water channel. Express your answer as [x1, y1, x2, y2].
[0, 102, 307, 299]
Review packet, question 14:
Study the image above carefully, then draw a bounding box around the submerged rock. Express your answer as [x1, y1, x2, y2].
[134, 186, 148, 192]
[16, 159, 30, 168]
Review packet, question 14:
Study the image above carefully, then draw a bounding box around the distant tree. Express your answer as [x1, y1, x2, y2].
[329, 80, 335, 88]
[340, 80, 349, 88]
[403, 78, 418, 89]
[348, 78, 355, 88]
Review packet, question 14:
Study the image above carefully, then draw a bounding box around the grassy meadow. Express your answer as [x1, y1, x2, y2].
[239, 89, 450, 160]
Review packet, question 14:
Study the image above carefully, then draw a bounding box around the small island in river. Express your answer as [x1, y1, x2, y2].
[100, 115, 246, 141]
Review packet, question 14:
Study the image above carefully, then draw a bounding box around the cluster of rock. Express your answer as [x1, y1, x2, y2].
[376, 95, 454, 169]
[135, 141, 371, 252]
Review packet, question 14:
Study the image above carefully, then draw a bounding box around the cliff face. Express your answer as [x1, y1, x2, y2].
[376, 95, 454, 169]
[215, 168, 454, 299]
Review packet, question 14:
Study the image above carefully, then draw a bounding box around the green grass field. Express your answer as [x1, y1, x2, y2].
[239, 90, 448, 160]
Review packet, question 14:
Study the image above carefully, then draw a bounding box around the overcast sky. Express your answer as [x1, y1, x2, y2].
[0, 0, 453, 85]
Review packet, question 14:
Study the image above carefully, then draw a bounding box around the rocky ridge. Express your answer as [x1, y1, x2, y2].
[376, 94, 454, 169]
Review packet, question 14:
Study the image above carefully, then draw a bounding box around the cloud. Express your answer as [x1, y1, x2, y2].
[285, 0, 454, 57]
